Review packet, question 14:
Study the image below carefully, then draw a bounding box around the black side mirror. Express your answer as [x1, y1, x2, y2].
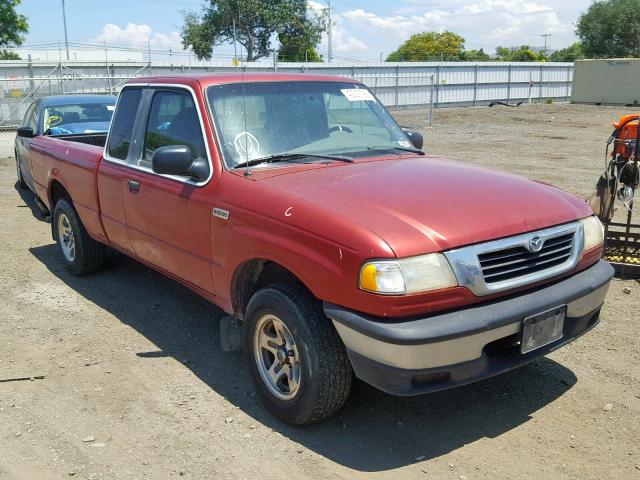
[17, 127, 34, 138]
[151, 145, 209, 181]
[403, 129, 424, 150]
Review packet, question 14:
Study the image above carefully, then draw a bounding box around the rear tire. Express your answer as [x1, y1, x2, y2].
[16, 153, 27, 190]
[53, 199, 104, 275]
[243, 283, 352, 425]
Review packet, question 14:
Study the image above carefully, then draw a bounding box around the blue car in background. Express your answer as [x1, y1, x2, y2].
[15, 94, 116, 192]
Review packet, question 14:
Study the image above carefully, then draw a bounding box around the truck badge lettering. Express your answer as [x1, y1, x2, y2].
[213, 208, 230, 220]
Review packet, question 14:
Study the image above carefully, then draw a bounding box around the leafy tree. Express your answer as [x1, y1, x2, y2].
[577, 0, 640, 57]
[278, 36, 322, 62]
[0, 0, 28, 57]
[495, 45, 544, 61]
[0, 49, 20, 59]
[386, 31, 465, 61]
[549, 42, 584, 62]
[182, 0, 325, 62]
[459, 48, 491, 61]
[277, 2, 325, 62]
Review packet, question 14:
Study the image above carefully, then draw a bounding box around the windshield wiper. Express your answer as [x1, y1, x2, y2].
[234, 152, 353, 169]
[367, 146, 425, 155]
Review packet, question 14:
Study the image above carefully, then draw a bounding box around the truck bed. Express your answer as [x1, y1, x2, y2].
[29, 135, 108, 244]
[49, 132, 107, 148]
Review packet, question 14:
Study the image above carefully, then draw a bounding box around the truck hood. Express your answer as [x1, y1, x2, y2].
[256, 156, 592, 257]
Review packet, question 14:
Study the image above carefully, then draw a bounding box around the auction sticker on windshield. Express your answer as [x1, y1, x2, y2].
[341, 89, 375, 102]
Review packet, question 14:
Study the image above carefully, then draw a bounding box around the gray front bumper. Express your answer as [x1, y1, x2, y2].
[324, 260, 614, 395]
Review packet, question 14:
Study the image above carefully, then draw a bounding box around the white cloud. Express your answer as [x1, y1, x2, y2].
[308, 1, 369, 56]
[92, 23, 185, 51]
[332, 25, 369, 53]
[339, 0, 576, 56]
[307, 0, 325, 12]
[89, 1, 577, 62]
[342, 9, 449, 37]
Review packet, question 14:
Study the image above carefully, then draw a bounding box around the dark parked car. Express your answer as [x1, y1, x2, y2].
[15, 94, 116, 191]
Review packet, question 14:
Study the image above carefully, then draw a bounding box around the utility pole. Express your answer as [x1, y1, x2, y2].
[147, 40, 152, 73]
[325, 0, 333, 63]
[232, 17, 239, 69]
[540, 34, 551, 55]
[104, 41, 112, 95]
[61, 0, 70, 60]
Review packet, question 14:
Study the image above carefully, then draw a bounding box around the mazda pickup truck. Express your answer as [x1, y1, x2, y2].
[25, 73, 613, 425]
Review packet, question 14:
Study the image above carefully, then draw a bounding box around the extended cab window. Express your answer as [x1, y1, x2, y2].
[142, 89, 206, 167]
[107, 88, 142, 161]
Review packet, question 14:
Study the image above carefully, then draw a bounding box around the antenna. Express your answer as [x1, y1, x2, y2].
[325, 0, 332, 63]
[233, 17, 238, 71]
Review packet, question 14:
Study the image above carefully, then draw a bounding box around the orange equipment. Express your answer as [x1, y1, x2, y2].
[593, 114, 640, 277]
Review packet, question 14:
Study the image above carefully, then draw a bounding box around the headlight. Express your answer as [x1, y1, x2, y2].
[359, 253, 457, 295]
[581, 215, 604, 251]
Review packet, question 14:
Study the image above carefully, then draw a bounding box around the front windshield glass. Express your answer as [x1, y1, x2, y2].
[43, 102, 115, 135]
[206, 81, 412, 168]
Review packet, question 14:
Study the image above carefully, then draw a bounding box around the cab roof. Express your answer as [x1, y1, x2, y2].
[40, 94, 116, 107]
[125, 72, 359, 89]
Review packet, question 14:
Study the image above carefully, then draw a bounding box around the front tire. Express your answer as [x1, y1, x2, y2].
[243, 283, 352, 425]
[53, 199, 104, 275]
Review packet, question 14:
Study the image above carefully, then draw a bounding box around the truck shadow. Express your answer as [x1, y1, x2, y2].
[14, 182, 48, 222]
[29, 243, 577, 472]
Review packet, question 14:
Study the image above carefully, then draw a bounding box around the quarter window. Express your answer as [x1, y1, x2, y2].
[142, 90, 206, 166]
[106, 88, 142, 161]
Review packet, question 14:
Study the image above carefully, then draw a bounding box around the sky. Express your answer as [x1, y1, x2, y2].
[15, 0, 593, 61]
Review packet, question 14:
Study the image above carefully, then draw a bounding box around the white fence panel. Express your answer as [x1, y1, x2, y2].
[0, 60, 574, 128]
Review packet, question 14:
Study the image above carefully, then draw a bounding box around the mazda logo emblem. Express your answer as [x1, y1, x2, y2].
[528, 236, 544, 252]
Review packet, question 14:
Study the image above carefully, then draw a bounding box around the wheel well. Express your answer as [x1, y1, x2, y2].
[231, 260, 306, 317]
[50, 180, 71, 207]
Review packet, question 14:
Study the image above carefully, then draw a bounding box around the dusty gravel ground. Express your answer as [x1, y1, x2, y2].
[0, 131, 14, 159]
[1, 103, 639, 480]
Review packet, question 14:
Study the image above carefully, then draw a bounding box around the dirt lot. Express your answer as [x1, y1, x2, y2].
[1, 103, 639, 480]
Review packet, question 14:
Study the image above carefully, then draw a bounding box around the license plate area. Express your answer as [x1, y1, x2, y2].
[521, 305, 565, 354]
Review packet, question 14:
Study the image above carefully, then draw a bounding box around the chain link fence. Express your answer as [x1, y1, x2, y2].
[0, 63, 153, 130]
[0, 69, 435, 130]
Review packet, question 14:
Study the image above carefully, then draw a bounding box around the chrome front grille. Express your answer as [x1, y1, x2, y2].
[444, 222, 583, 296]
[478, 232, 575, 284]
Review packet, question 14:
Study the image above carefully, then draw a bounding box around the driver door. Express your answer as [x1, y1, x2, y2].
[122, 86, 214, 293]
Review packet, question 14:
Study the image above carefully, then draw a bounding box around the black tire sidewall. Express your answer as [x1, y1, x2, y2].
[243, 287, 327, 424]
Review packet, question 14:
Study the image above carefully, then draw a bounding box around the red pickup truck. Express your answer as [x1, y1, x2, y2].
[25, 73, 613, 425]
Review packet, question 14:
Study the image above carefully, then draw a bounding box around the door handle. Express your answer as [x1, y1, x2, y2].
[128, 179, 140, 193]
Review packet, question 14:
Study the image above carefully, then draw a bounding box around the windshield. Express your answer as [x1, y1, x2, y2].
[43, 102, 115, 135]
[206, 81, 412, 168]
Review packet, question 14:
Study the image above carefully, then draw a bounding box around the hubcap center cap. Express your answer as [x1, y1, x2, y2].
[276, 347, 287, 363]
